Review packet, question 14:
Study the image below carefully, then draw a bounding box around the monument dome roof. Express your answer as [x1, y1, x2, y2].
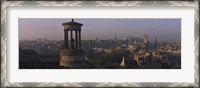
[62, 19, 83, 26]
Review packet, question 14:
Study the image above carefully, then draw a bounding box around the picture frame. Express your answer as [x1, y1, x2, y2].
[1, 0, 199, 88]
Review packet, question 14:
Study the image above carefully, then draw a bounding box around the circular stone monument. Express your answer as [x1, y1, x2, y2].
[60, 19, 88, 68]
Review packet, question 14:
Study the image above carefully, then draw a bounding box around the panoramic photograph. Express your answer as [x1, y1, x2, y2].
[19, 18, 181, 69]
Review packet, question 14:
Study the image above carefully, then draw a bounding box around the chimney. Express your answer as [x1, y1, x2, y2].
[72, 19, 74, 22]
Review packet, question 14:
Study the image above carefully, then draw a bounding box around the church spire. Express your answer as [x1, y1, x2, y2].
[120, 57, 126, 68]
[155, 37, 157, 44]
[154, 37, 158, 50]
[143, 33, 148, 44]
[145, 33, 148, 38]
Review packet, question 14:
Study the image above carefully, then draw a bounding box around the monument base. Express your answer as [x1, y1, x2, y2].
[60, 49, 88, 68]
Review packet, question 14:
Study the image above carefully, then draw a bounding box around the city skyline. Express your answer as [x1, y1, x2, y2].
[19, 18, 181, 42]
[19, 18, 181, 69]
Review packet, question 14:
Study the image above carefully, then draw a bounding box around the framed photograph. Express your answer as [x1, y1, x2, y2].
[1, 0, 199, 88]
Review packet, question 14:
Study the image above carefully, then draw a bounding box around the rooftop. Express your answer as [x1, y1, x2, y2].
[62, 19, 83, 26]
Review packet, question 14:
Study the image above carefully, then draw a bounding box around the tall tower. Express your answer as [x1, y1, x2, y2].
[60, 19, 87, 68]
[143, 33, 148, 44]
[114, 35, 117, 40]
[154, 37, 158, 50]
[142, 34, 149, 50]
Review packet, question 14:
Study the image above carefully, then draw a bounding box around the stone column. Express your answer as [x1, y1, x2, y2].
[78, 30, 81, 49]
[75, 30, 78, 48]
[65, 30, 69, 49]
[64, 30, 66, 48]
[70, 29, 73, 49]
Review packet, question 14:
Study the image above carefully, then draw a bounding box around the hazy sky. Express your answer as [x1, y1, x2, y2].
[19, 18, 181, 42]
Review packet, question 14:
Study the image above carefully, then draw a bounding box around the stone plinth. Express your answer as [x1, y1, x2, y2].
[60, 49, 88, 68]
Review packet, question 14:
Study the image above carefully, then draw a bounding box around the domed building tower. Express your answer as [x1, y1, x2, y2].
[60, 19, 88, 68]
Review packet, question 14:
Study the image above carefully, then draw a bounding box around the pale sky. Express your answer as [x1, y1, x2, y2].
[19, 18, 181, 42]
